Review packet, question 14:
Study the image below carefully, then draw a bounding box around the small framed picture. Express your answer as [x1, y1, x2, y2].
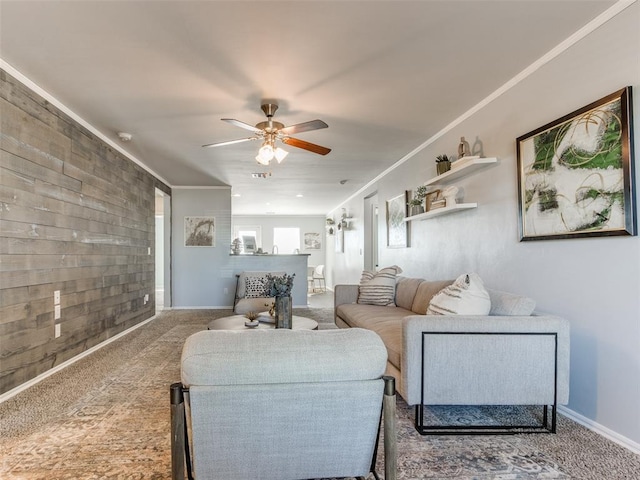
[386, 192, 409, 248]
[184, 216, 215, 247]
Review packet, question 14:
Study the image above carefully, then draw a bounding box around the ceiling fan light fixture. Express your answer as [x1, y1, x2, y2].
[256, 143, 274, 164]
[274, 147, 288, 163]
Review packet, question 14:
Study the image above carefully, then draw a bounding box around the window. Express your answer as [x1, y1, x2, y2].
[273, 227, 300, 254]
[233, 225, 262, 253]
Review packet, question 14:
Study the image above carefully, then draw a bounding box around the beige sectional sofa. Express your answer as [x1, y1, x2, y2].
[335, 275, 570, 433]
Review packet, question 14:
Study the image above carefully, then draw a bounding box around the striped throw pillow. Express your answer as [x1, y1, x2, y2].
[426, 273, 491, 315]
[357, 266, 403, 306]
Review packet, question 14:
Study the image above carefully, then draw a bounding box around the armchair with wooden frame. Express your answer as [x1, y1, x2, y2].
[171, 328, 397, 480]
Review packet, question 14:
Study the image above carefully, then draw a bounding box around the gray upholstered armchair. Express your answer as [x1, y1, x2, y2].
[171, 328, 397, 480]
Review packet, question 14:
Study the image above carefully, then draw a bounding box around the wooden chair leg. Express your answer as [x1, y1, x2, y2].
[383, 376, 397, 480]
[170, 383, 186, 480]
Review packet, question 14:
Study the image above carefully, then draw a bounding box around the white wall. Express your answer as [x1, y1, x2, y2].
[327, 3, 640, 450]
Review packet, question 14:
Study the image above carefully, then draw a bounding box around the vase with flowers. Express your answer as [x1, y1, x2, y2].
[262, 273, 296, 328]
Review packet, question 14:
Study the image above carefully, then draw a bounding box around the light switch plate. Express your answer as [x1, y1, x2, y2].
[54, 290, 60, 305]
[54, 305, 61, 320]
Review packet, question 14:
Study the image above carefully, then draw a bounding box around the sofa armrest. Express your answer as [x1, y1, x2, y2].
[402, 314, 570, 406]
[334, 284, 359, 308]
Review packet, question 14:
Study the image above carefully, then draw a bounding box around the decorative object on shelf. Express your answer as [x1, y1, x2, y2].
[185, 216, 215, 247]
[408, 197, 424, 216]
[262, 273, 295, 328]
[408, 185, 428, 215]
[326, 217, 335, 235]
[230, 237, 242, 255]
[386, 191, 410, 248]
[458, 136, 470, 159]
[436, 154, 451, 175]
[425, 189, 444, 211]
[516, 87, 635, 241]
[442, 185, 459, 207]
[340, 209, 352, 229]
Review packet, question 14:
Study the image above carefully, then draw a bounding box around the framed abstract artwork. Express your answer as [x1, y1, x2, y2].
[516, 87, 635, 241]
[184, 216, 215, 247]
[304, 232, 321, 250]
[386, 191, 409, 248]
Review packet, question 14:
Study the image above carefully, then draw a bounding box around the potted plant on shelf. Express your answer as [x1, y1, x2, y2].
[436, 154, 451, 175]
[408, 184, 429, 216]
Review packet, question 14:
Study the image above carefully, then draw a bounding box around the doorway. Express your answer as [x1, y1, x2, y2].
[155, 189, 171, 311]
[363, 192, 378, 271]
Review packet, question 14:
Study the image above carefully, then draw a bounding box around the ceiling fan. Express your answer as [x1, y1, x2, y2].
[202, 102, 331, 165]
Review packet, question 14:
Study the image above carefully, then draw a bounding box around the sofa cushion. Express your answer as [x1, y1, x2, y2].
[411, 280, 454, 314]
[426, 273, 491, 315]
[395, 277, 424, 310]
[357, 265, 403, 306]
[336, 303, 408, 369]
[488, 289, 536, 316]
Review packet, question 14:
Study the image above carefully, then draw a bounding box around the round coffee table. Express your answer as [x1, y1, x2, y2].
[208, 313, 318, 331]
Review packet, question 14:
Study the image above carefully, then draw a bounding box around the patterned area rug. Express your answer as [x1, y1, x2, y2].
[1, 309, 639, 479]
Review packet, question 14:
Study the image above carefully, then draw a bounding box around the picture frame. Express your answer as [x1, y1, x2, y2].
[184, 216, 215, 247]
[386, 191, 409, 248]
[304, 232, 321, 250]
[516, 87, 635, 241]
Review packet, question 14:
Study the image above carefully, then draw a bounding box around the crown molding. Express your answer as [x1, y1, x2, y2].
[0, 59, 172, 187]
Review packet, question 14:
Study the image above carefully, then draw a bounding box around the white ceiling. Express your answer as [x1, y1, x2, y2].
[0, 0, 615, 215]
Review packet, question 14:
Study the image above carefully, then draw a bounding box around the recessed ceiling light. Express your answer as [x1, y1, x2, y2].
[296, 194, 303, 198]
[232, 193, 241, 197]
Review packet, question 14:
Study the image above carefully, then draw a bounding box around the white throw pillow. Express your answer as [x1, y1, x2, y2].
[426, 273, 491, 315]
[357, 265, 403, 306]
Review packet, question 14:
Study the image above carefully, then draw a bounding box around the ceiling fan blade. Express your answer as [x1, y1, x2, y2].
[202, 137, 257, 148]
[279, 119, 328, 135]
[222, 118, 263, 133]
[281, 137, 331, 155]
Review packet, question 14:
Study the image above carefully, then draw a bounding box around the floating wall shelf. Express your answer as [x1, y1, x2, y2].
[405, 203, 478, 222]
[405, 157, 498, 222]
[424, 157, 498, 186]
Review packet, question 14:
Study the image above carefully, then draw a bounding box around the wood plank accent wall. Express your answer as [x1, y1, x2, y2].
[0, 69, 170, 395]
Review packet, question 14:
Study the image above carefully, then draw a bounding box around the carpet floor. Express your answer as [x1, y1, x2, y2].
[1, 309, 639, 479]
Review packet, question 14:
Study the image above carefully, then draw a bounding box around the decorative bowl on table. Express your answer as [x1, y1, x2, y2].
[244, 312, 260, 328]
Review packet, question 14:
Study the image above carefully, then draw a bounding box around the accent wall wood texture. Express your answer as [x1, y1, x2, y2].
[0, 69, 169, 395]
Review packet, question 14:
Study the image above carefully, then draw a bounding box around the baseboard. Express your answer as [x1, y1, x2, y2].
[0, 314, 158, 404]
[559, 406, 640, 454]
[170, 306, 232, 310]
